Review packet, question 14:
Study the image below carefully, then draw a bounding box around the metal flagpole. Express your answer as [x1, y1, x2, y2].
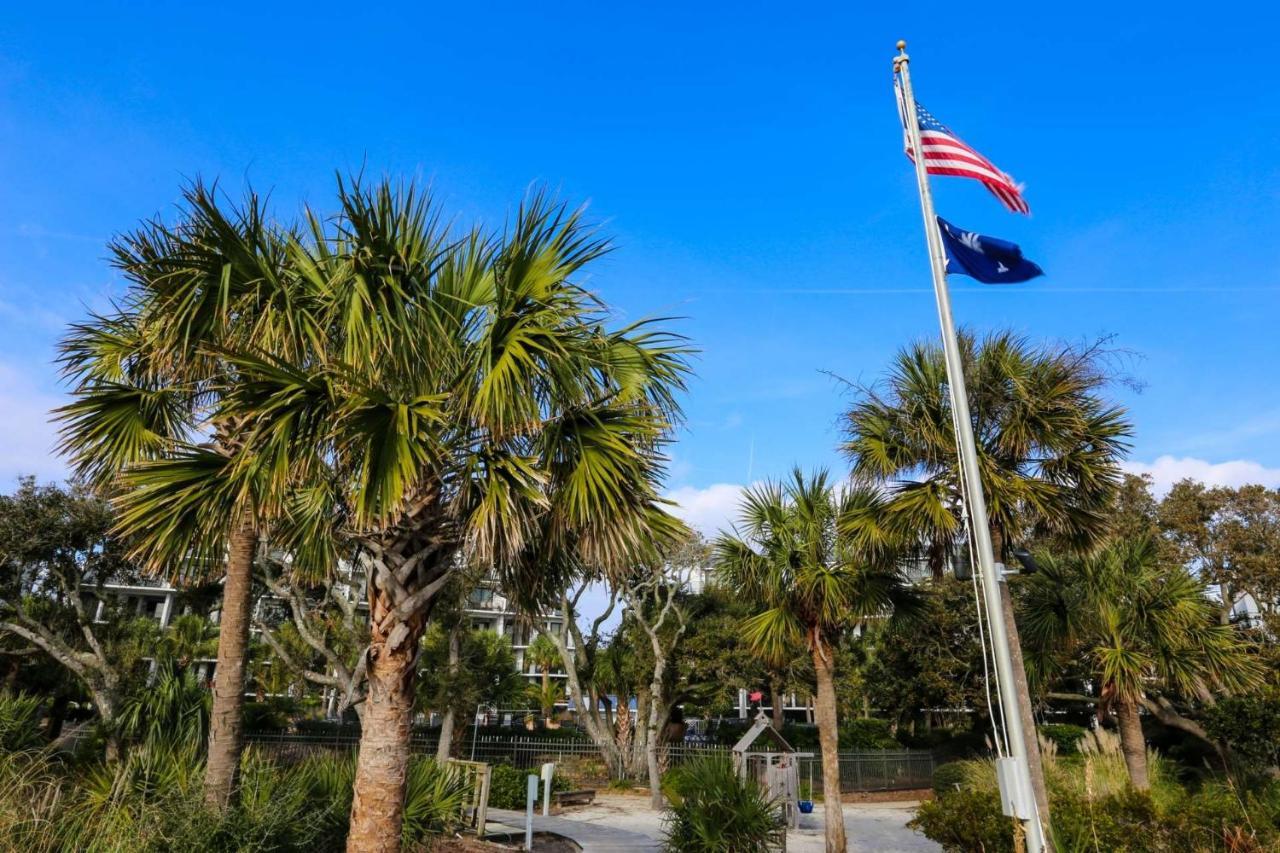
[893, 40, 1047, 853]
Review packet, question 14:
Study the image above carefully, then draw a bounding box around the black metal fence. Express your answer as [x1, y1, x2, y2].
[244, 732, 935, 793]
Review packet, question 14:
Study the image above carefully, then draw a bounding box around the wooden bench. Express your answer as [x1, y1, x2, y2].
[552, 789, 597, 807]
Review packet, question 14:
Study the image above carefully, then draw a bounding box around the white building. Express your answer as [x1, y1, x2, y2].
[463, 580, 571, 686]
[95, 567, 572, 693]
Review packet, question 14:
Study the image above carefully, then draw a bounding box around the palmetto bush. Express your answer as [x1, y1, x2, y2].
[116, 663, 210, 747]
[661, 754, 785, 853]
[0, 691, 46, 751]
[400, 758, 472, 843]
[911, 734, 1280, 852]
[0, 743, 471, 852]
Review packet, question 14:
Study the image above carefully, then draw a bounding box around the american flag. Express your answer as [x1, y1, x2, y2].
[896, 82, 1030, 215]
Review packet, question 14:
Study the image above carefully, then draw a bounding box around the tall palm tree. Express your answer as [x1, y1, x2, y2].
[1020, 537, 1262, 789]
[55, 183, 301, 806]
[191, 179, 689, 851]
[714, 469, 914, 853]
[841, 330, 1132, 822]
[525, 632, 561, 725]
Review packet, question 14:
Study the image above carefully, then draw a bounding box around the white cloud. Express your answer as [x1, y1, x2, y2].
[1123, 455, 1280, 496]
[664, 482, 753, 536]
[0, 362, 68, 485]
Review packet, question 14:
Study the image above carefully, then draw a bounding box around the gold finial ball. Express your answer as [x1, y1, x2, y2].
[896, 40, 907, 50]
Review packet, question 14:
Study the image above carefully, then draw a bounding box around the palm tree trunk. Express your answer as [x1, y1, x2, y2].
[204, 514, 257, 809]
[812, 644, 847, 853]
[614, 695, 632, 769]
[542, 667, 551, 723]
[629, 691, 650, 779]
[1116, 698, 1148, 790]
[348, 610, 424, 853]
[770, 675, 785, 731]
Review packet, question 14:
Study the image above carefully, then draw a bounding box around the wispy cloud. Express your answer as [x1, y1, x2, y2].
[0, 361, 68, 484]
[664, 482, 755, 537]
[669, 458, 1280, 536]
[1174, 409, 1280, 454]
[17, 223, 105, 244]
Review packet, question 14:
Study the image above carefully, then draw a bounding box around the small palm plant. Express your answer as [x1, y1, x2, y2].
[661, 754, 785, 853]
[160, 614, 219, 673]
[1020, 537, 1263, 789]
[714, 469, 914, 853]
[525, 633, 561, 726]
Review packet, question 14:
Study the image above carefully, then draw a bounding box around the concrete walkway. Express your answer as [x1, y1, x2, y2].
[487, 795, 939, 852]
[485, 805, 661, 852]
[789, 803, 940, 853]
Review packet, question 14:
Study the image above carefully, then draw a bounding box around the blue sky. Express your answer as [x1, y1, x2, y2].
[2, 1, 1279, 535]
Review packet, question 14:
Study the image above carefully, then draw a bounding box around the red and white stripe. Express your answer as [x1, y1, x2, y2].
[896, 83, 1030, 215]
[909, 132, 1029, 214]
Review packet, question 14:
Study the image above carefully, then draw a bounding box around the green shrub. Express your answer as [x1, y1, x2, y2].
[242, 696, 299, 732]
[402, 759, 471, 843]
[910, 788, 1015, 853]
[486, 762, 570, 809]
[931, 761, 968, 796]
[913, 752, 1280, 852]
[0, 692, 45, 751]
[661, 754, 785, 853]
[1039, 723, 1088, 756]
[1202, 690, 1280, 776]
[838, 718, 901, 749]
[901, 726, 991, 760]
[1048, 788, 1171, 852]
[0, 743, 470, 852]
[117, 665, 210, 746]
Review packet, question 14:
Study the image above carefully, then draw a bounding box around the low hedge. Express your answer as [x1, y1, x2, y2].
[1038, 723, 1088, 756]
[486, 762, 572, 809]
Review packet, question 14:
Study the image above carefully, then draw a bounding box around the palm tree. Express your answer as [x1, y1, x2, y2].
[194, 179, 689, 851]
[593, 637, 639, 774]
[161, 613, 219, 672]
[841, 330, 1132, 821]
[714, 469, 914, 853]
[525, 632, 561, 725]
[1020, 537, 1262, 789]
[55, 183, 300, 806]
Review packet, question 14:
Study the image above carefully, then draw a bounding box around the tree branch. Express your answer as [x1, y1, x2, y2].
[0, 619, 93, 681]
[255, 620, 339, 688]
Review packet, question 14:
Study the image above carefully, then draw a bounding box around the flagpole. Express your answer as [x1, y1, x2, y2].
[893, 40, 1047, 853]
